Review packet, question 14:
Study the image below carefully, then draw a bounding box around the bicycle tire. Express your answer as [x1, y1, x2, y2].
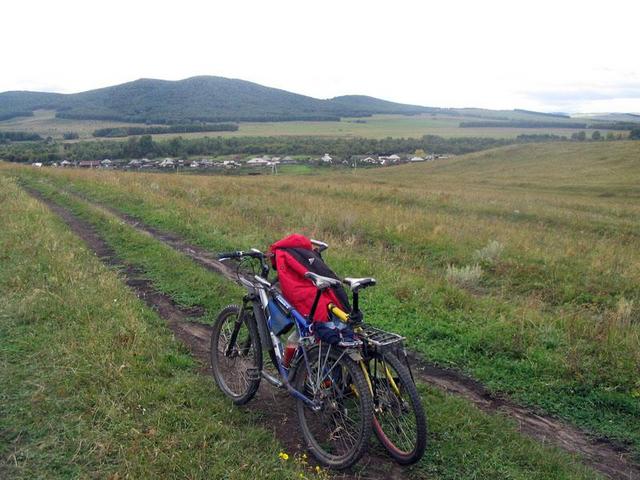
[210, 304, 262, 405]
[369, 351, 427, 465]
[293, 343, 373, 469]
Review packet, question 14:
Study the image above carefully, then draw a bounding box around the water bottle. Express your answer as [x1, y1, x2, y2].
[283, 330, 300, 367]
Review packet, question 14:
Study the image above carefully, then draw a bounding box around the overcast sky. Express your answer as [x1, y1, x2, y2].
[3, 0, 639, 113]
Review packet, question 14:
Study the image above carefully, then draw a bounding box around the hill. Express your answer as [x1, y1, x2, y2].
[3, 140, 639, 468]
[377, 140, 640, 195]
[0, 76, 434, 124]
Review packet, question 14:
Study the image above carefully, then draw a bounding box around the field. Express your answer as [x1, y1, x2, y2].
[2, 140, 639, 478]
[0, 110, 150, 139]
[0, 109, 623, 141]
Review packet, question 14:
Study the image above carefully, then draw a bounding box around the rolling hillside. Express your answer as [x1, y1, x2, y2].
[0, 76, 436, 124]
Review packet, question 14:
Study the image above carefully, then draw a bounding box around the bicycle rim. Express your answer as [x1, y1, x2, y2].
[294, 343, 373, 469]
[210, 305, 261, 404]
[370, 352, 427, 464]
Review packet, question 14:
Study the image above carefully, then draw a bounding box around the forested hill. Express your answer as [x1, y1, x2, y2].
[0, 76, 438, 124]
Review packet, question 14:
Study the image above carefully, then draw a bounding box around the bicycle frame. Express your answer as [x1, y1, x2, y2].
[236, 273, 353, 411]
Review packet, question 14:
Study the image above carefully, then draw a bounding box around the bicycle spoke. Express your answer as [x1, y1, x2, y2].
[297, 345, 371, 466]
[211, 308, 259, 400]
[374, 359, 419, 453]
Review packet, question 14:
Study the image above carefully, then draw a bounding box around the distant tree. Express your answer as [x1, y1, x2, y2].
[138, 135, 155, 156]
[606, 132, 615, 141]
[414, 148, 426, 157]
[629, 128, 640, 140]
[571, 131, 586, 141]
[124, 137, 140, 158]
[591, 130, 601, 141]
[168, 136, 186, 157]
[63, 132, 79, 140]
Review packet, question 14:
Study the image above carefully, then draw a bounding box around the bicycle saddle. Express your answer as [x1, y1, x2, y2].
[343, 277, 377, 291]
[304, 271, 342, 290]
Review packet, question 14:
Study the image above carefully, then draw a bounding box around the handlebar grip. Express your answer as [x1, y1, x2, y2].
[218, 251, 240, 259]
[218, 249, 265, 260]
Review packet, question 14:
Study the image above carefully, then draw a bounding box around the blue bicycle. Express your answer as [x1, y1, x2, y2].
[209, 248, 373, 469]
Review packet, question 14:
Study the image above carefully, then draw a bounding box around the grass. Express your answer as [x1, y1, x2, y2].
[3, 173, 602, 479]
[0, 175, 313, 479]
[1, 110, 624, 140]
[0, 109, 156, 140]
[3, 140, 638, 457]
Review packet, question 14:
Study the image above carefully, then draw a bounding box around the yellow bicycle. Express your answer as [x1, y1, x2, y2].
[328, 290, 427, 465]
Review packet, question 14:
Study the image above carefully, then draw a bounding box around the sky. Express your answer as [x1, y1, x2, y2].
[2, 0, 639, 113]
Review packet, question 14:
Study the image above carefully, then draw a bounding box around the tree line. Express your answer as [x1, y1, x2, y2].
[2, 130, 636, 164]
[460, 120, 640, 130]
[93, 123, 239, 138]
[460, 120, 588, 129]
[0, 111, 34, 121]
[0, 134, 512, 162]
[0, 131, 43, 143]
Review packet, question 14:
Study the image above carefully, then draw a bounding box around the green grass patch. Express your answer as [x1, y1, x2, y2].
[6, 140, 639, 458]
[10, 174, 603, 479]
[0, 175, 309, 479]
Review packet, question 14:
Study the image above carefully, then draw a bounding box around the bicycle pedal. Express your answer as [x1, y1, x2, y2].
[246, 367, 260, 381]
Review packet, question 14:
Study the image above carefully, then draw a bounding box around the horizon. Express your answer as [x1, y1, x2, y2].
[2, 0, 640, 114]
[2, 74, 639, 116]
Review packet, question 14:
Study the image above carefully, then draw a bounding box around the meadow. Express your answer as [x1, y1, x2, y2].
[0, 176, 313, 479]
[1, 140, 639, 478]
[0, 109, 621, 141]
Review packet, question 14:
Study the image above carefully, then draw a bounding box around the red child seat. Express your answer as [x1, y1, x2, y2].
[269, 234, 350, 322]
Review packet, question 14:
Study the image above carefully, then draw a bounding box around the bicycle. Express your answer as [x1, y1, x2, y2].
[313, 242, 427, 465]
[209, 248, 373, 469]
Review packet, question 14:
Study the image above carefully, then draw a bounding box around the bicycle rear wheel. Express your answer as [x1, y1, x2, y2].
[369, 351, 427, 465]
[210, 304, 262, 405]
[294, 343, 373, 469]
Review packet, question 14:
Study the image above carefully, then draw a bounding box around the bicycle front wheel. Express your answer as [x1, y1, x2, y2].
[210, 304, 262, 405]
[294, 343, 373, 470]
[369, 351, 427, 465]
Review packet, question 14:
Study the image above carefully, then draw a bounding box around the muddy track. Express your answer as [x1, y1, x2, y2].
[25, 185, 640, 480]
[25, 186, 408, 480]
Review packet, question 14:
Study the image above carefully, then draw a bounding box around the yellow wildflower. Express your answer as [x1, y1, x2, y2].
[278, 452, 289, 461]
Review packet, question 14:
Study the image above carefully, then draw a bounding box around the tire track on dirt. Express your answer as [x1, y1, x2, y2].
[26, 184, 640, 480]
[24, 186, 408, 480]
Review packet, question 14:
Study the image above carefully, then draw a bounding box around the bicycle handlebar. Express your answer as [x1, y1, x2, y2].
[218, 249, 270, 278]
[217, 250, 264, 260]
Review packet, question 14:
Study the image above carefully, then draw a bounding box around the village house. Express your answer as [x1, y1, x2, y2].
[78, 160, 101, 168]
[247, 157, 270, 166]
[223, 160, 241, 168]
[321, 153, 333, 163]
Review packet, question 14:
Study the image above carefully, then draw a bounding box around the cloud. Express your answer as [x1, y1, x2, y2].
[527, 85, 640, 103]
